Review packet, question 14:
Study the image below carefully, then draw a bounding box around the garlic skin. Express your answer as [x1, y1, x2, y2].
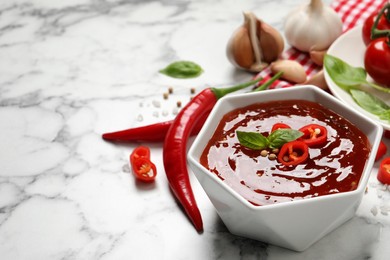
[284, 0, 342, 52]
[227, 12, 284, 72]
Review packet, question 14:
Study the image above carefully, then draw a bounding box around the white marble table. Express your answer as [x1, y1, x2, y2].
[1, 0, 390, 259]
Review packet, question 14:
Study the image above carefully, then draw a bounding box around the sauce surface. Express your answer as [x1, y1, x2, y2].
[200, 100, 371, 205]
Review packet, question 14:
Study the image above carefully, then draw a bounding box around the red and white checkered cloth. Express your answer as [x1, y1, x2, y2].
[256, 0, 389, 89]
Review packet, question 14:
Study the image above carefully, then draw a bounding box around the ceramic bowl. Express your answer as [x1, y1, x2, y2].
[187, 85, 382, 251]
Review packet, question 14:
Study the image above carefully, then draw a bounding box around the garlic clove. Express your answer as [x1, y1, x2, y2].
[226, 12, 284, 72]
[270, 60, 307, 83]
[227, 26, 255, 69]
[303, 70, 328, 90]
[309, 49, 327, 66]
[258, 20, 285, 63]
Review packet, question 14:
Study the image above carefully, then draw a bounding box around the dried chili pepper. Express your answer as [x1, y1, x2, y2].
[163, 77, 262, 232]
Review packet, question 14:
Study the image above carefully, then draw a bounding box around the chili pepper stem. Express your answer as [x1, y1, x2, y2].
[211, 77, 263, 99]
[253, 71, 283, 91]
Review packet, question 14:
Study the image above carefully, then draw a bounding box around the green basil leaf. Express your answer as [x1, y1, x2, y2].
[350, 89, 390, 115]
[159, 61, 203, 79]
[236, 131, 269, 150]
[379, 110, 390, 121]
[324, 54, 367, 90]
[324, 54, 390, 94]
[267, 129, 304, 149]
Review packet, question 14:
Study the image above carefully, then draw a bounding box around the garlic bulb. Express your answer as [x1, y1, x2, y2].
[227, 12, 284, 72]
[284, 0, 342, 52]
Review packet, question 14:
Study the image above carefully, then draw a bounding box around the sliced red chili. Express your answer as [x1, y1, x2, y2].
[130, 146, 151, 166]
[299, 124, 327, 147]
[131, 157, 157, 182]
[271, 123, 291, 132]
[375, 141, 387, 162]
[378, 157, 390, 185]
[278, 140, 309, 166]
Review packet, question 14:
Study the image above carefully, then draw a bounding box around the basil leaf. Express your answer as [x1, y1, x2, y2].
[350, 89, 390, 115]
[236, 129, 303, 150]
[159, 61, 203, 79]
[350, 89, 390, 122]
[379, 110, 390, 121]
[324, 54, 367, 91]
[267, 129, 304, 149]
[236, 131, 269, 150]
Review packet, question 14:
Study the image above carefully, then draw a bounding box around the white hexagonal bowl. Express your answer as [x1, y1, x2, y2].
[187, 85, 382, 251]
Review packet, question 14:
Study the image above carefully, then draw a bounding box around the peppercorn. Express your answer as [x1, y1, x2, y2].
[268, 154, 277, 160]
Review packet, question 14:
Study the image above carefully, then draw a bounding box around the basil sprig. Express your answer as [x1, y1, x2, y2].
[324, 54, 390, 93]
[236, 129, 303, 150]
[159, 61, 203, 79]
[350, 89, 390, 121]
[324, 54, 390, 122]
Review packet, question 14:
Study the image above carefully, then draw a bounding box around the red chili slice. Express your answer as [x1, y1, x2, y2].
[375, 141, 387, 162]
[378, 157, 390, 185]
[278, 140, 309, 166]
[131, 157, 157, 182]
[299, 124, 327, 147]
[130, 146, 151, 166]
[271, 123, 291, 132]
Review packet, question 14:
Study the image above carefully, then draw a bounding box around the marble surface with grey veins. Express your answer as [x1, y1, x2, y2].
[1, 0, 390, 259]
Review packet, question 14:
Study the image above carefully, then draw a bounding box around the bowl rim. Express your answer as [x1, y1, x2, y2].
[188, 85, 383, 211]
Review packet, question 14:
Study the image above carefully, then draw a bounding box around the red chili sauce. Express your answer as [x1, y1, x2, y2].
[200, 100, 371, 206]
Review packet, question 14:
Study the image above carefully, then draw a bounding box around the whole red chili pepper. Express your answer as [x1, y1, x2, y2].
[102, 106, 211, 142]
[163, 78, 262, 232]
[102, 73, 282, 143]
